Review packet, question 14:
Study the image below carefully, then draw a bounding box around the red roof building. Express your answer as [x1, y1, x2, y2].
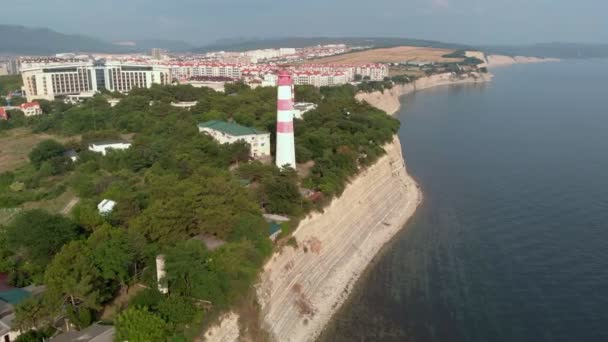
[0, 108, 8, 121]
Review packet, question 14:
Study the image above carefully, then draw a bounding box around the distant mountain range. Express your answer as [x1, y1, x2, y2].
[1, 25, 607, 59]
[482, 43, 608, 59]
[0, 25, 193, 55]
[194, 36, 473, 53]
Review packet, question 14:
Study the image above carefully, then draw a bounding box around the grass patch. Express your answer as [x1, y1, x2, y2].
[0, 128, 75, 173]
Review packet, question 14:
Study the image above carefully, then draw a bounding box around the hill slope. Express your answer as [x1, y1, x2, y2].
[0, 25, 193, 55]
[0, 25, 120, 54]
[195, 37, 473, 53]
[482, 43, 608, 59]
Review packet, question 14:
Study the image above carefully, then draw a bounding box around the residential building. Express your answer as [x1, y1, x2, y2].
[20, 59, 171, 102]
[0, 282, 46, 342]
[88, 140, 132, 156]
[50, 323, 114, 342]
[97, 199, 116, 215]
[198, 120, 270, 159]
[19, 102, 43, 116]
[0, 108, 7, 121]
[151, 48, 166, 60]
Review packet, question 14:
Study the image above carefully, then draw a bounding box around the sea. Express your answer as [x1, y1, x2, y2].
[320, 60, 608, 342]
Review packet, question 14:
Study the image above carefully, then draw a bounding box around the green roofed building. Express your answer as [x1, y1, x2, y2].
[198, 120, 271, 159]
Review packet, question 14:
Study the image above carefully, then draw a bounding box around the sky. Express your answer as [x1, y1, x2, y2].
[0, 0, 606, 46]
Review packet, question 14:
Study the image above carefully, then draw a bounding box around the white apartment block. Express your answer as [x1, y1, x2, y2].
[20, 59, 170, 102]
[198, 120, 270, 159]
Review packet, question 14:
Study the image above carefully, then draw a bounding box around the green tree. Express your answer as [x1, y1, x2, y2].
[13, 296, 58, 331]
[44, 241, 103, 317]
[28, 139, 65, 169]
[115, 307, 168, 342]
[87, 227, 145, 290]
[157, 295, 197, 330]
[6, 210, 82, 268]
[164, 240, 226, 304]
[14, 329, 53, 342]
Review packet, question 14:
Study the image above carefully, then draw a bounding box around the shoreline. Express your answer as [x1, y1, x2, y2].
[256, 136, 421, 342]
[202, 72, 491, 342]
[356, 72, 493, 115]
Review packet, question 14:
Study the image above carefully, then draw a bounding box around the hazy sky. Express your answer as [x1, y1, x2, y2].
[1, 0, 606, 46]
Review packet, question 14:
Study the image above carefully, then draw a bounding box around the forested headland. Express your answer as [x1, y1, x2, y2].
[0, 81, 398, 340]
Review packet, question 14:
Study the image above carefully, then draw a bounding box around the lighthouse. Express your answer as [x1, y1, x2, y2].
[276, 70, 296, 169]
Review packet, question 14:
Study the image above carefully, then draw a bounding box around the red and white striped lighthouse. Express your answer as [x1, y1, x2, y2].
[276, 70, 296, 169]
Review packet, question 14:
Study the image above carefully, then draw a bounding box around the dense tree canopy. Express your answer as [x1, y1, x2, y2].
[115, 307, 168, 342]
[5, 210, 82, 272]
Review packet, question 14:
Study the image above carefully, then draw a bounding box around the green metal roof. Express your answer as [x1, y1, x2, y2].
[0, 289, 31, 305]
[198, 120, 267, 136]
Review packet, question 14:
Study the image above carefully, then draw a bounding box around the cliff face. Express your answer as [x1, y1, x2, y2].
[256, 137, 421, 342]
[486, 55, 560, 68]
[356, 72, 492, 115]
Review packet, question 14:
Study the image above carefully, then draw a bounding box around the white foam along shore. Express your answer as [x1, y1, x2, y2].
[203, 71, 495, 342]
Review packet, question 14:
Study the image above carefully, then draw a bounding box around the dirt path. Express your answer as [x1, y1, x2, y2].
[61, 197, 80, 215]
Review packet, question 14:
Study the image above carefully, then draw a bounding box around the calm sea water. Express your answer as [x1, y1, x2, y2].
[320, 60, 608, 342]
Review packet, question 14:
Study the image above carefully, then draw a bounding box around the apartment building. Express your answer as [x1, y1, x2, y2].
[20, 59, 170, 101]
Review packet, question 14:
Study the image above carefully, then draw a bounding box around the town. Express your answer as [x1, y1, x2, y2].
[0, 42, 487, 341]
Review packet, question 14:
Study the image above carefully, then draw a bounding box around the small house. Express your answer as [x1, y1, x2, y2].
[97, 199, 116, 215]
[88, 140, 131, 156]
[0, 108, 7, 121]
[19, 102, 42, 116]
[170, 101, 198, 109]
[50, 323, 115, 342]
[64, 149, 79, 162]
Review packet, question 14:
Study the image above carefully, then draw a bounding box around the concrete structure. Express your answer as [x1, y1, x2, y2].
[88, 140, 131, 156]
[107, 98, 121, 107]
[275, 71, 296, 169]
[64, 93, 96, 104]
[198, 120, 270, 159]
[293, 102, 317, 119]
[156, 255, 168, 294]
[170, 101, 198, 109]
[97, 199, 116, 215]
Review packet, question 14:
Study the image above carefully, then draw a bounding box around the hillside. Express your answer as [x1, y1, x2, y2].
[0, 25, 192, 55]
[308, 46, 462, 64]
[483, 42, 608, 59]
[195, 37, 473, 53]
